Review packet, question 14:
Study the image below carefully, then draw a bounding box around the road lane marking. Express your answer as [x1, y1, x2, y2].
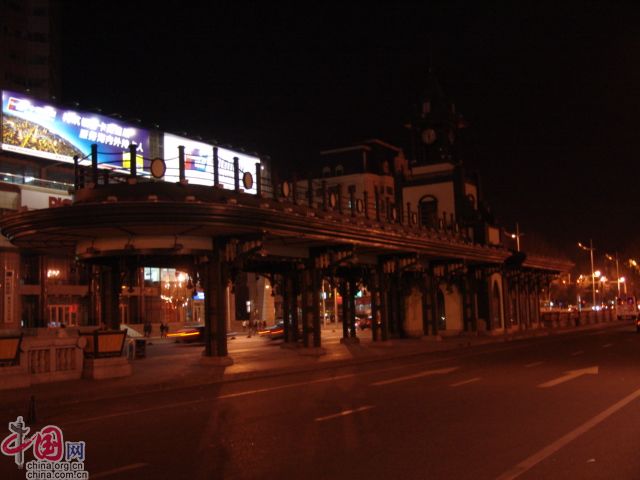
[217, 373, 359, 398]
[371, 367, 459, 386]
[524, 361, 543, 368]
[92, 463, 148, 478]
[537, 366, 598, 388]
[450, 377, 480, 387]
[571, 350, 584, 356]
[496, 385, 640, 480]
[315, 405, 375, 422]
[602, 343, 612, 348]
[63, 373, 364, 425]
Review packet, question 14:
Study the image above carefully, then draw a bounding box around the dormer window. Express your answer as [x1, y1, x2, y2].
[335, 165, 344, 176]
[322, 166, 331, 177]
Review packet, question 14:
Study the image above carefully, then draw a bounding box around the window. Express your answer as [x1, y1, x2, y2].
[419, 195, 438, 228]
[334, 165, 344, 176]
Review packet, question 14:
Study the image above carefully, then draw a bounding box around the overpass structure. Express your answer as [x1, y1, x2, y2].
[0, 154, 572, 361]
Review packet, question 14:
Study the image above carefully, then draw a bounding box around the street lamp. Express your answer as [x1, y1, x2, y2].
[605, 252, 620, 297]
[620, 276, 627, 294]
[578, 239, 596, 309]
[504, 222, 523, 252]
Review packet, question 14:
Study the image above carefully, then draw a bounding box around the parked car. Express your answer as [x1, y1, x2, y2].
[167, 324, 237, 343]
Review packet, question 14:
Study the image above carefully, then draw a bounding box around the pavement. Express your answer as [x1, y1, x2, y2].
[0, 319, 630, 416]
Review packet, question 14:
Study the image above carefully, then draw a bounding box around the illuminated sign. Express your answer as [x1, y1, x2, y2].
[163, 133, 259, 193]
[20, 189, 73, 210]
[1, 90, 150, 169]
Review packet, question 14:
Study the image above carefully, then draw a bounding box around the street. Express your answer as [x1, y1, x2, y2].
[2, 324, 640, 479]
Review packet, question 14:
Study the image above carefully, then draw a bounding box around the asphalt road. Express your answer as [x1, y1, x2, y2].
[1, 324, 639, 480]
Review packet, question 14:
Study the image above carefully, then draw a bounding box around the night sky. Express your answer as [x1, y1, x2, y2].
[58, 2, 640, 271]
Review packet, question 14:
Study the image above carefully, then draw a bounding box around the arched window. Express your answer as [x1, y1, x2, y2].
[419, 195, 438, 228]
[335, 165, 344, 176]
[466, 194, 476, 211]
[321, 166, 331, 177]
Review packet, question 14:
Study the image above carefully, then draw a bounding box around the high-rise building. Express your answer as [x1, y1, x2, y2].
[0, 0, 60, 98]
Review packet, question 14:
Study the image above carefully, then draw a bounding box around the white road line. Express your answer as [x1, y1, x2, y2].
[602, 343, 612, 348]
[495, 386, 640, 480]
[63, 373, 363, 425]
[91, 463, 148, 478]
[570, 350, 584, 356]
[524, 361, 543, 368]
[217, 373, 358, 398]
[450, 377, 480, 387]
[315, 405, 375, 422]
[537, 367, 598, 388]
[371, 367, 459, 386]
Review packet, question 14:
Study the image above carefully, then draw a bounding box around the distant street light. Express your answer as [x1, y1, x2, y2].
[578, 239, 596, 309]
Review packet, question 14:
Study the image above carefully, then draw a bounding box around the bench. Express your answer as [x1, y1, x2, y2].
[0, 334, 23, 366]
[80, 330, 126, 358]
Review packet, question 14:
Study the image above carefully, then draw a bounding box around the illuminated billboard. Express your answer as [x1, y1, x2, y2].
[1, 90, 150, 169]
[163, 133, 259, 193]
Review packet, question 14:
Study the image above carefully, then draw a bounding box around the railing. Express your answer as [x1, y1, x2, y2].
[21, 331, 85, 384]
[0, 171, 73, 192]
[540, 308, 616, 328]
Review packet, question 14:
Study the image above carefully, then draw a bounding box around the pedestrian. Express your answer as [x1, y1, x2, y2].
[242, 320, 247, 332]
[143, 321, 152, 337]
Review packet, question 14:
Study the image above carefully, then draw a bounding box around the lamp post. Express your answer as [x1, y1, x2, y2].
[605, 252, 620, 297]
[578, 239, 596, 309]
[505, 222, 523, 252]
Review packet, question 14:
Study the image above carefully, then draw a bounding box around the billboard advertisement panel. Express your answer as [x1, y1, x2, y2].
[1, 90, 150, 169]
[163, 133, 259, 193]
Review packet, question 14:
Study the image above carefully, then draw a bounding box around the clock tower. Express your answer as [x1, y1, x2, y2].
[407, 70, 466, 166]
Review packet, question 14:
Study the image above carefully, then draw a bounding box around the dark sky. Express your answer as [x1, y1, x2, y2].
[58, 1, 640, 270]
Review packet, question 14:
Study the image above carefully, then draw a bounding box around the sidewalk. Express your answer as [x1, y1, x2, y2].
[0, 320, 630, 415]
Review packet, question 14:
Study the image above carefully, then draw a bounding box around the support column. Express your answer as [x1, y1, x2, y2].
[301, 270, 311, 348]
[340, 279, 349, 340]
[202, 245, 232, 364]
[99, 261, 121, 330]
[378, 263, 390, 341]
[291, 274, 300, 343]
[348, 278, 358, 339]
[282, 274, 291, 343]
[461, 275, 477, 332]
[429, 267, 439, 336]
[502, 273, 512, 330]
[311, 268, 322, 348]
[371, 269, 380, 341]
[421, 272, 432, 336]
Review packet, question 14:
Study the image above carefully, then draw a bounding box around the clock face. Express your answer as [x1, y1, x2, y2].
[421, 128, 437, 144]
